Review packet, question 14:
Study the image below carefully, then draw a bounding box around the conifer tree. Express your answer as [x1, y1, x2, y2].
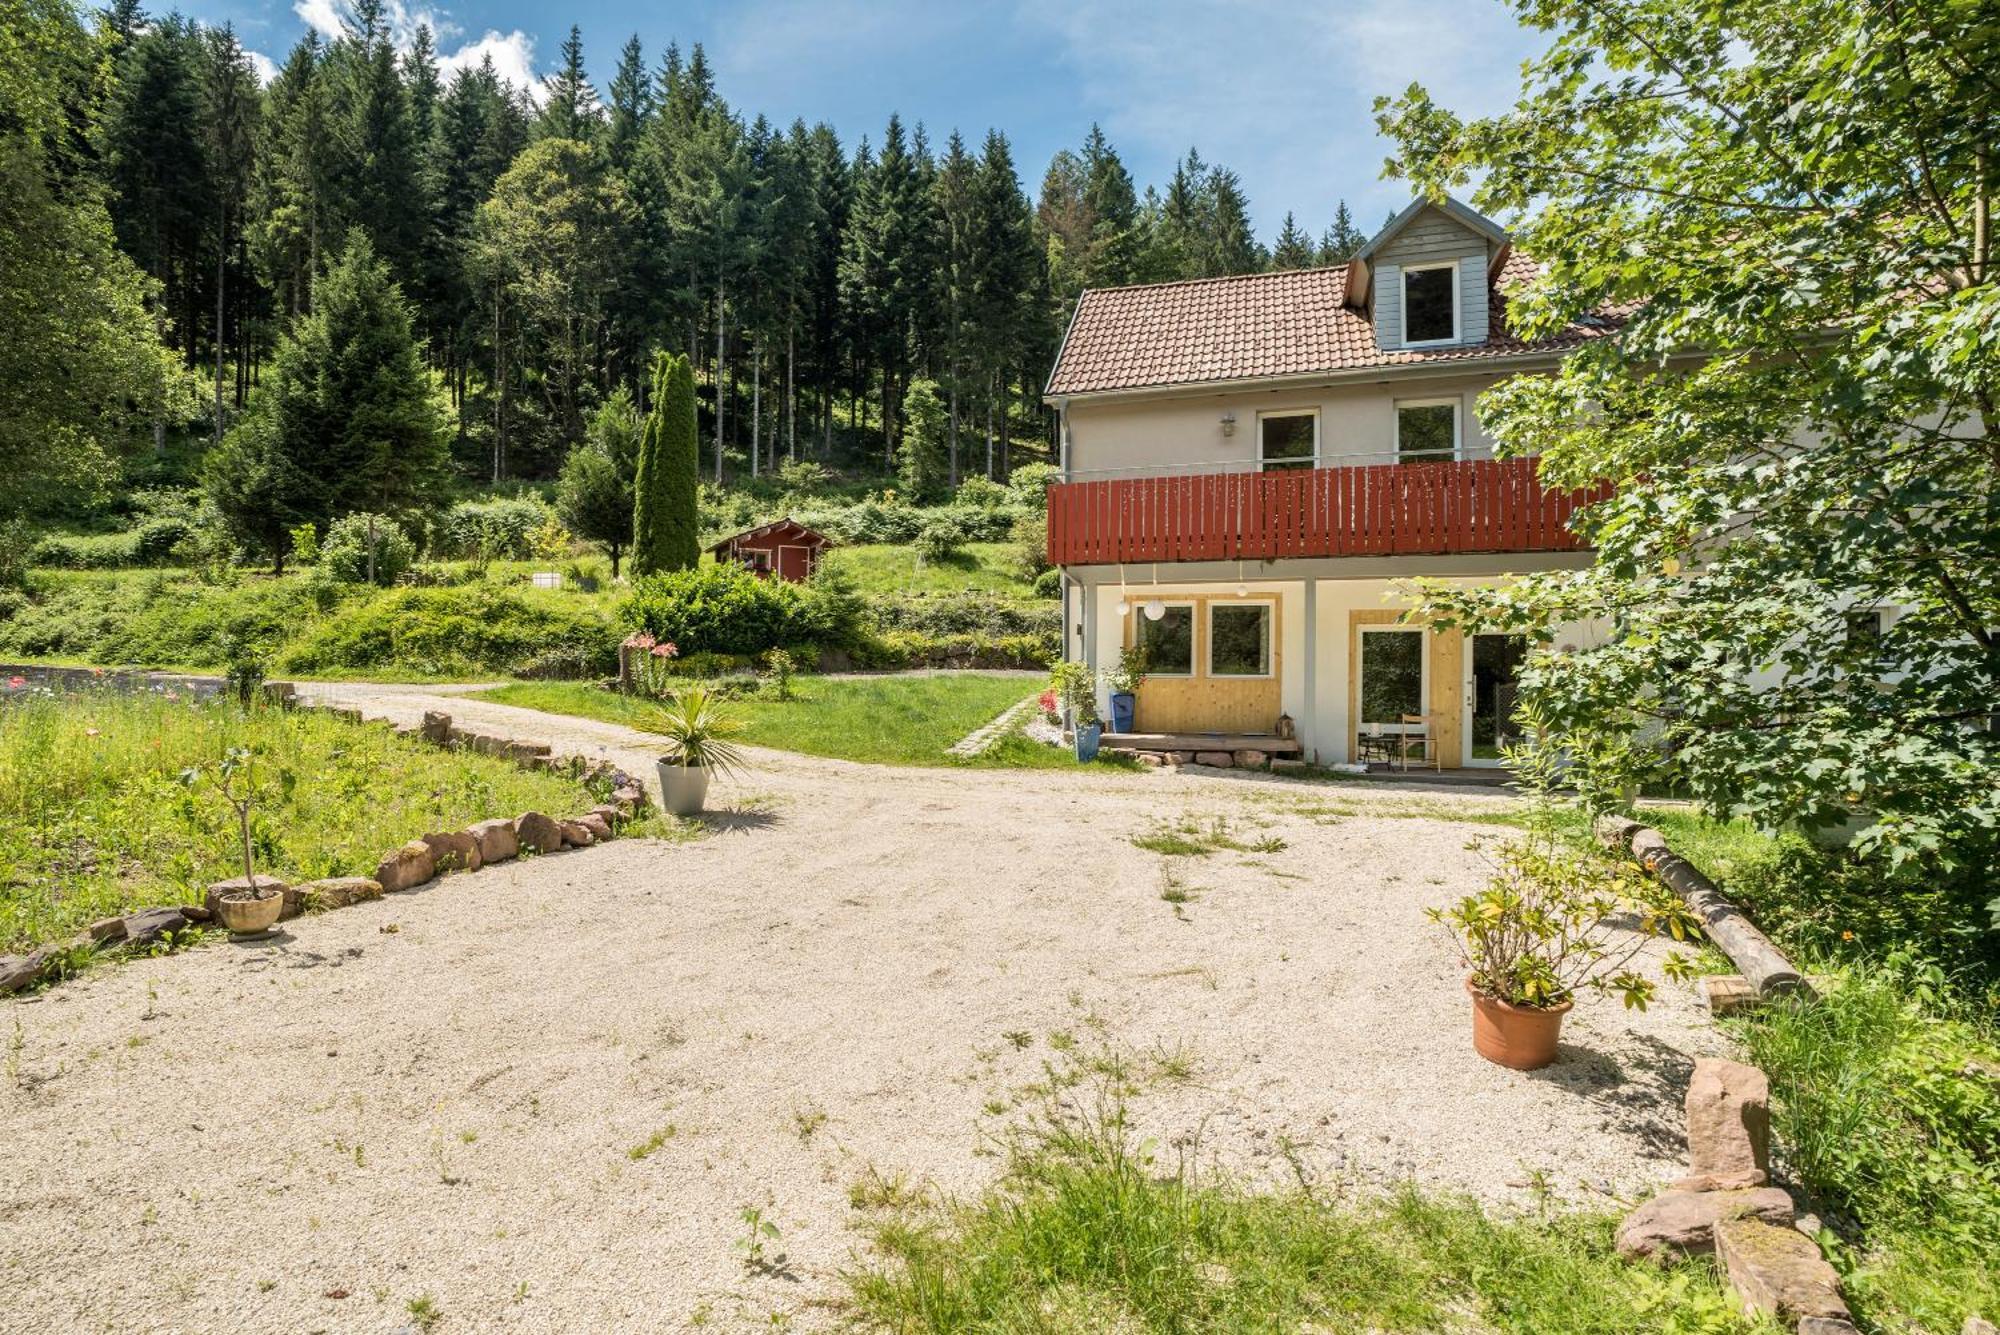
[631, 351, 699, 575]
[1270, 211, 1314, 269]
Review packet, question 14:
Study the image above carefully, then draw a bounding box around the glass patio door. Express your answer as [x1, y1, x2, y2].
[1465, 633, 1528, 767]
[1357, 627, 1427, 764]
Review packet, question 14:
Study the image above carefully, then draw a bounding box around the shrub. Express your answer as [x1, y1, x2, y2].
[435, 497, 551, 560]
[622, 562, 801, 657]
[954, 475, 1008, 509]
[776, 458, 830, 496]
[31, 531, 142, 569]
[869, 591, 1059, 641]
[1032, 568, 1062, 599]
[1006, 461, 1059, 512]
[321, 512, 416, 585]
[914, 514, 968, 564]
[277, 585, 618, 677]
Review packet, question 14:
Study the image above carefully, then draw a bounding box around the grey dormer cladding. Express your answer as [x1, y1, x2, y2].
[1346, 197, 1512, 354]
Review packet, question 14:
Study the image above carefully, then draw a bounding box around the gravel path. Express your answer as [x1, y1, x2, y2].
[0, 683, 1725, 1333]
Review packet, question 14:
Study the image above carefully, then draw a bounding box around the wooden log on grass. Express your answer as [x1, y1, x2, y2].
[1595, 816, 1806, 999]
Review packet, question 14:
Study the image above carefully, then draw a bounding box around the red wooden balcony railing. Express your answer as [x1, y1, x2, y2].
[1046, 457, 1610, 566]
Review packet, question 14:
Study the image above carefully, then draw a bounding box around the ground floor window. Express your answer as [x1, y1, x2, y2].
[1135, 602, 1195, 676]
[1209, 601, 1273, 677]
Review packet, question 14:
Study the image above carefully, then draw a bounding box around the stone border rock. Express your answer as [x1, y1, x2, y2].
[0, 706, 651, 998]
[1616, 1057, 1858, 1334]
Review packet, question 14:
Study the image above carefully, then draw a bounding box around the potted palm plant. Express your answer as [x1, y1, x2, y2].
[644, 686, 748, 816]
[1430, 707, 1697, 1069]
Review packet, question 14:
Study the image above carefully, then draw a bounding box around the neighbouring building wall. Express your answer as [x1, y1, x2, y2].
[1061, 369, 1523, 480]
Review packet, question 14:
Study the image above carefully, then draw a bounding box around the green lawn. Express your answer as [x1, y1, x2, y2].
[822, 542, 1039, 596]
[473, 675, 1099, 770]
[0, 686, 657, 953]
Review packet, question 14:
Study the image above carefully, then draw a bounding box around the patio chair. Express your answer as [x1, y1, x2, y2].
[1394, 714, 1443, 772]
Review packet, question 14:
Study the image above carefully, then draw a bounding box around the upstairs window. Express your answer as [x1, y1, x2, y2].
[1259, 410, 1317, 471]
[1401, 261, 1459, 345]
[1396, 398, 1460, 463]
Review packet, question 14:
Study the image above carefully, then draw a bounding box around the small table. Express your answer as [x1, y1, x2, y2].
[1356, 732, 1397, 766]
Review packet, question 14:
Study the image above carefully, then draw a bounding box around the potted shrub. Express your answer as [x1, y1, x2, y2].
[179, 747, 286, 936]
[1103, 645, 1147, 734]
[1047, 659, 1100, 761]
[1429, 711, 1697, 1069]
[644, 686, 748, 816]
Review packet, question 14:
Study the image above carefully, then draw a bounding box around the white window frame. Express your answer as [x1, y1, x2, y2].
[1357, 624, 1430, 733]
[1256, 408, 1320, 472]
[1399, 259, 1461, 347]
[1206, 599, 1276, 680]
[1131, 601, 1197, 679]
[1395, 396, 1463, 462]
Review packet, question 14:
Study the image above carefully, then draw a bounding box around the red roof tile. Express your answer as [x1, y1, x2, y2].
[1044, 252, 1610, 397]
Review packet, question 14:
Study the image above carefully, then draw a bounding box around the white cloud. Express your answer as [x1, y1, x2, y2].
[246, 49, 280, 85]
[439, 29, 542, 102]
[292, 0, 343, 40]
[291, 0, 463, 50]
[286, 0, 537, 100]
[1015, 0, 1537, 239]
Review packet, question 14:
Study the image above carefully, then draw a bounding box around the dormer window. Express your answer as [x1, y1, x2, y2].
[1401, 261, 1459, 345]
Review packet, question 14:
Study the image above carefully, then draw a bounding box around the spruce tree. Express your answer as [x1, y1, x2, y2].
[631, 351, 699, 576]
[1270, 211, 1314, 269]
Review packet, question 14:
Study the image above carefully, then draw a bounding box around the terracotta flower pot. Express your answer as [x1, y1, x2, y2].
[215, 885, 284, 936]
[1466, 976, 1573, 1070]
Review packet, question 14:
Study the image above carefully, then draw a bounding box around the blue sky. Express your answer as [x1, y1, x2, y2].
[195, 0, 1543, 243]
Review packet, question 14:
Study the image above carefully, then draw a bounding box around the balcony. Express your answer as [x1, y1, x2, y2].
[1046, 457, 1609, 566]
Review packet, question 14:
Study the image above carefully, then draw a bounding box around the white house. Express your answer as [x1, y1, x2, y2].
[1043, 195, 1620, 768]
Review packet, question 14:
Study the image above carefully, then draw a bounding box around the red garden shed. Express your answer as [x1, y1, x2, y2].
[709, 517, 834, 583]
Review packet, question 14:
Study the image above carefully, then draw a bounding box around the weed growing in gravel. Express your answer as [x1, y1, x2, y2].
[849, 1167, 917, 1212]
[627, 1125, 677, 1160]
[405, 1294, 441, 1331]
[737, 1207, 784, 1272]
[792, 1103, 828, 1142]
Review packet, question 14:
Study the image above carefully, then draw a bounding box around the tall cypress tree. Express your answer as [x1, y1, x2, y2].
[631, 351, 699, 575]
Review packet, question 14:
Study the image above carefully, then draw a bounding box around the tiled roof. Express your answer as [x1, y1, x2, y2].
[1044, 252, 1612, 397]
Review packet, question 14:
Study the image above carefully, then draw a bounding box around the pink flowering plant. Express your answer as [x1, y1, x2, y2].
[624, 631, 682, 697]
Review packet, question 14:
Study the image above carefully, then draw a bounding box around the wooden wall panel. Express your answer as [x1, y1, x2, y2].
[1126, 594, 1285, 735]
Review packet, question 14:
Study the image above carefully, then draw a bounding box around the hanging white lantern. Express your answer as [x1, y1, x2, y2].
[1115, 598, 1130, 616]
[1143, 599, 1166, 621]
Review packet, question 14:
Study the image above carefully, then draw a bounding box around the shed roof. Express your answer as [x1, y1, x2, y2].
[708, 517, 834, 553]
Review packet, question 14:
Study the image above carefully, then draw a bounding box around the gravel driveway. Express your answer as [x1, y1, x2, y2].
[0, 684, 1725, 1333]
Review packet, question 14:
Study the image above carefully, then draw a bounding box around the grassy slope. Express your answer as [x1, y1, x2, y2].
[0, 687, 653, 952]
[473, 676, 1092, 770]
[822, 542, 1037, 597]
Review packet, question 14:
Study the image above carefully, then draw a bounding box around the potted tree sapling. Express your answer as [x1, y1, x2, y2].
[1104, 645, 1147, 735]
[644, 686, 748, 816]
[1429, 705, 1697, 1069]
[180, 746, 289, 936]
